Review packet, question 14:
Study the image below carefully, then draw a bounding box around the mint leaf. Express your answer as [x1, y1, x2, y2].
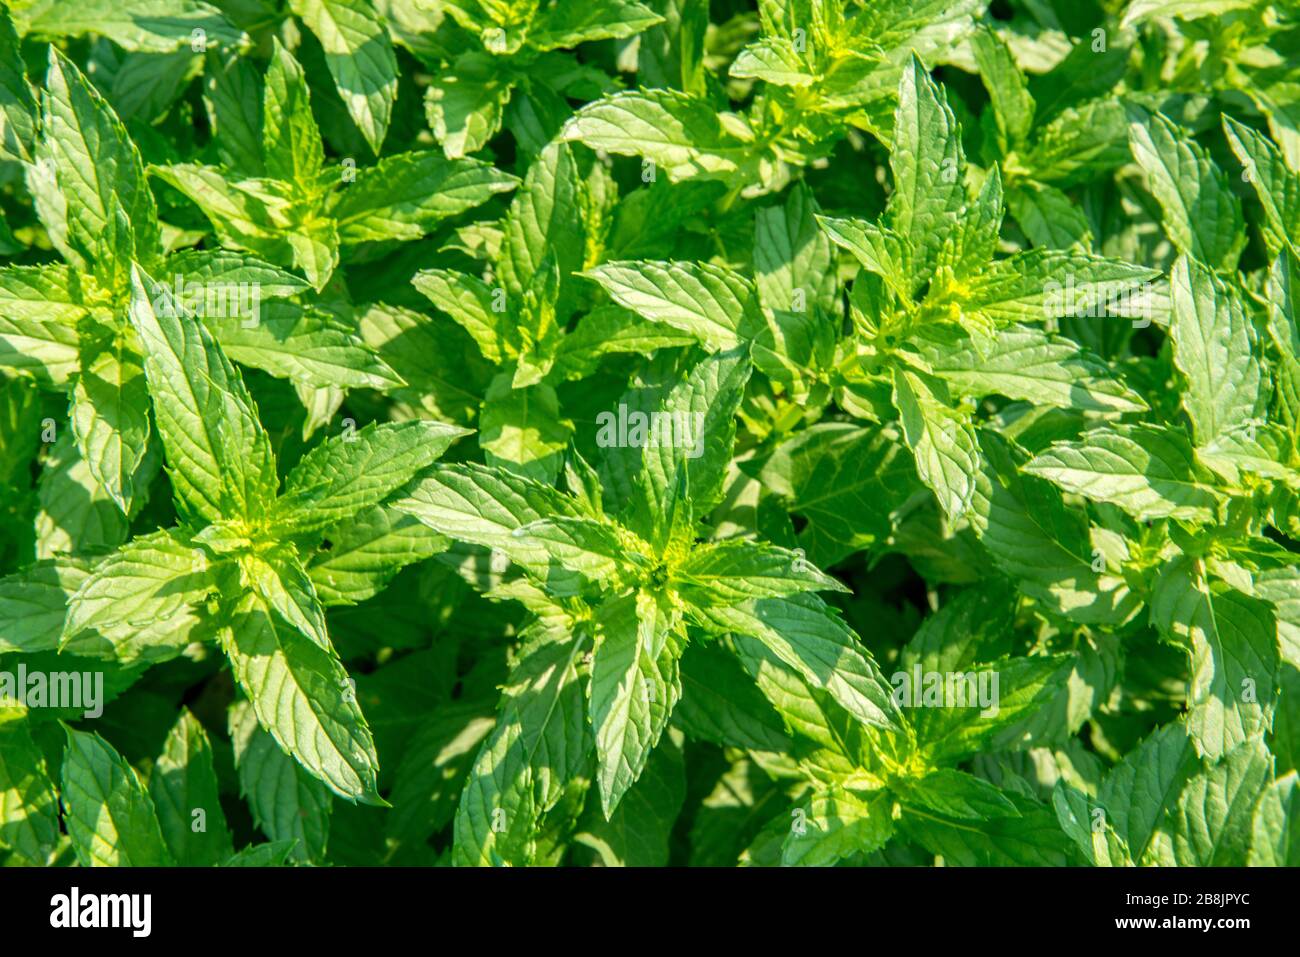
[590, 590, 684, 816]
[783, 788, 894, 866]
[886, 54, 966, 285]
[1023, 424, 1223, 522]
[1128, 108, 1245, 272]
[1151, 562, 1279, 761]
[564, 90, 758, 186]
[275, 420, 469, 534]
[229, 701, 332, 863]
[693, 593, 901, 734]
[127, 265, 277, 525]
[582, 260, 762, 353]
[291, 0, 398, 154]
[0, 715, 59, 865]
[1168, 254, 1266, 447]
[40, 48, 160, 276]
[892, 367, 978, 522]
[150, 709, 234, 866]
[221, 592, 381, 802]
[61, 727, 174, 866]
[453, 623, 588, 865]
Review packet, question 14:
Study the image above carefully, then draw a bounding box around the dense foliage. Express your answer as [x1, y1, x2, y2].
[0, 0, 1298, 868]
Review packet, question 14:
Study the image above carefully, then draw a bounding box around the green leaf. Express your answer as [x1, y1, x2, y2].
[916, 323, 1147, 413]
[0, 6, 36, 162]
[1019, 98, 1130, 186]
[1167, 254, 1266, 447]
[287, 217, 340, 293]
[331, 151, 517, 244]
[62, 528, 215, 664]
[220, 591, 380, 802]
[563, 90, 758, 186]
[754, 182, 838, 315]
[674, 640, 793, 753]
[127, 265, 278, 525]
[40, 48, 160, 274]
[0, 714, 59, 865]
[497, 140, 585, 305]
[629, 346, 752, 543]
[1023, 424, 1223, 523]
[911, 653, 1077, 762]
[1267, 248, 1300, 434]
[61, 726, 173, 866]
[892, 367, 978, 523]
[453, 622, 589, 865]
[355, 301, 490, 422]
[577, 731, 685, 866]
[0, 266, 83, 386]
[229, 701, 332, 863]
[886, 54, 966, 285]
[901, 768, 1021, 821]
[529, 0, 663, 49]
[783, 788, 894, 866]
[899, 788, 1073, 866]
[817, 216, 915, 302]
[262, 40, 323, 190]
[0, 559, 90, 654]
[394, 462, 590, 589]
[149, 709, 234, 866]
[1128, 109, 1245, 272]
[582, 260, 761, 353]
[970, 431, 1140, 626]
[961, 249, 1158, 324]
[1121, 0, 1257, 29]
[149, 163, 296, 260]
[168, 249, 311, 298]
[693, 593, 902, 735]
[1169, 738, 1272, 866]
[424, 52, 513, 159]
[971, 26, 1033, 147]
[1223, 115, 1300, 255]
[552, 306, 697, 380]
[1005, 181, 1093, 250]
[731, 628, 870, 779]
[387, 702, 495, 850]
[479, 375, 572, 484]
[635, 0, 708, 93]
[275, 420, 469, 534]
[730, 37, 815, 88]
[1097, 722, 1199, 862]
[1052, 782, 1132, 867]
[759, 423, 920, 566]
[673, 539, 847, 604]
[688, 758, 788, 865]
[70, 337, 151, 514]
[411, 268, 507, 364]
[220, 841, 297, 866]
[936, 165, 1005, 281]
[35, 433, 131, 559]
[202, 48, 264, 175]
[1150, 562, 1279, 762]
[17, 0, 247, 53]
[590, 590, 684, 816]
[206, 302, 403, 390]
[239, 548, 332, 651]
[1248, 771, 1300, 866]
[291, 0, 398, 154]
[307, 505, 449, 606]
[514, 515, 641, 592]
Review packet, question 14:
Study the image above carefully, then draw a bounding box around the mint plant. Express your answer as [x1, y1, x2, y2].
[0, 0, 1298, 870]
